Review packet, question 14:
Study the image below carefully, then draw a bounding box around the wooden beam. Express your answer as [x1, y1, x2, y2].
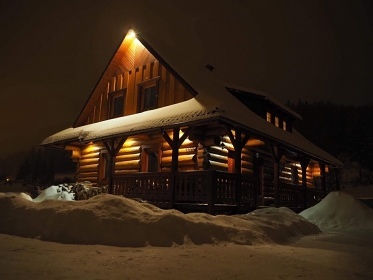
[162, 129, 174, 149]
[267, 143, 282, 207]
[300, 157, 310, 209]
[319, 162, 326, 195]
[178, 126, 194, 148]
[224, 127, 251, 207]
[103, 138, 127, 194]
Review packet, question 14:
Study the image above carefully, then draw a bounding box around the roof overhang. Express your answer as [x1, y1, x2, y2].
[42, 96, 342, 167]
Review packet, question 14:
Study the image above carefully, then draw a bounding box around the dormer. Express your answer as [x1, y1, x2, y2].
[226, 87, 302, 133]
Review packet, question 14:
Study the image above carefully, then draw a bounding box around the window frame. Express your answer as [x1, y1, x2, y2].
[137, 77, 160, 112]
[108, 89, 126, 119]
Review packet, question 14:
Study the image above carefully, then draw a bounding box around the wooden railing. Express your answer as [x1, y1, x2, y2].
[113, 170, 258, 213]
[278, 183, 303, 208]
[278, 182, 326, 209]
[113, 172, 171, 202]
[113, 171, 325, 213]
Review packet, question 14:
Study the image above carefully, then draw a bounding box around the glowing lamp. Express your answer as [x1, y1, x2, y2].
[126, 29, 136, 39]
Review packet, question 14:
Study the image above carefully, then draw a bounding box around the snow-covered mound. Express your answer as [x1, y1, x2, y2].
[0, 192, 33, 201]
[299, 191, 373, 231]
[0, 194, 319, 247]
[33, 185, 75, 202]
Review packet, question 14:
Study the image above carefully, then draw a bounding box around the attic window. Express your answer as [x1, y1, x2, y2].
[266, 112, 271, 123]
[283, 120, 287, 131]
[138, 77, 159, 112]
[275, 116, 279, 127]
[109, 90, 126, 118]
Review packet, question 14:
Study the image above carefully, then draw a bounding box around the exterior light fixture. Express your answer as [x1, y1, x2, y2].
[127, 29, 136, 39]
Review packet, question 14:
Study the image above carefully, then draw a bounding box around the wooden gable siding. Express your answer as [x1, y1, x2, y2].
[76, 33, 194, 127]
[83, 60, 194, 125]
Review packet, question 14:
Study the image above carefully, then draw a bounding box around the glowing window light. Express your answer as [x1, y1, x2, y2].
[275, 116, 279, 127]
[266, 112, 271, 122]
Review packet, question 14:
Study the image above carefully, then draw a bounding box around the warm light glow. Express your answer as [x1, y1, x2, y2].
[84, 143, 101, 153]
[247, 139, 265, 146]
[275, 116, 279, 127]
[126, 29, 136, 39]
[266, 112, 271, 122]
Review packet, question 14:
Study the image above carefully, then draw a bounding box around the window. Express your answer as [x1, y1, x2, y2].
[283, 120, 287, 131]
[138, 78, 159, 112]
[275, 116, 279, 127]
[109, 90, 126, 119]
[141, 147, 160, 172]
[98, 151, 110, 183]
[266, 112, 271, 123]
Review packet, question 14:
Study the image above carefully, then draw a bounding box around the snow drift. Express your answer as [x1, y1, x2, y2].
[0, 193, 319, 247]
[300, 191, 373, 231]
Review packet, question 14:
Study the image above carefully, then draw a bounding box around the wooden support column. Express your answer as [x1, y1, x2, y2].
[319, 162, 326, 195]
[226, 128, 250, 207]
[103, 138, 126, 194]
[268, 143, 282, 207]
[162, 126, 194, 204]
[300, 157, 310, 209]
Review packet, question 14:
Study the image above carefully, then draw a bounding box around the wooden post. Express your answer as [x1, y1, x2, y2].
[267, 143, 282, 207]
[226, 128, 250, 209]
[207, 171, 215, 214]
[162, 127, 194, 206]
[103, 138, 126, 194]
[319, 162, 326, 195]
[300, 157, 310, 209]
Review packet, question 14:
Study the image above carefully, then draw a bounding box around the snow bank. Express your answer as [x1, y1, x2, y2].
[33, 185, 74, 202]
[0, 192, 33, 201]
[0, 194, 319, 247]
[299, 191, 373, 231]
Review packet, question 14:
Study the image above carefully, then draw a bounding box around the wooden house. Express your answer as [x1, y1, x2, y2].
[42, 28, 342, 213]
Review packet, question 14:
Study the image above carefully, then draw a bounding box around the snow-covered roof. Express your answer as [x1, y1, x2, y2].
[41, 18, 342, 167]
[42, 84, 342, 166]
[225, 85, 302, 120]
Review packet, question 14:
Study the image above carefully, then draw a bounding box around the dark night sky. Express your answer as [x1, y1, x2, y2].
[0, 0, 372, 158]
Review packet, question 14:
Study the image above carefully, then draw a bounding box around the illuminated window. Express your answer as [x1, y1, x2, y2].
[266, 112, 271, 123]
[138, 78, 159, 112]
[109, 90, 126, 118]
[283, 120, 287, 131]
[275, 116, 279, 127]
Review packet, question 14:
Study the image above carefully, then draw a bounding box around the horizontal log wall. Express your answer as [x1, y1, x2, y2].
[115, 138, 141, 174]
[279, 161, 314, 187]
[161, 130, 198, 171]
[78, 144, 104, 184]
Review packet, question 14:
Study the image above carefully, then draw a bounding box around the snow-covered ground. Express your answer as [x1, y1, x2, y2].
[0, 185, 372, 279]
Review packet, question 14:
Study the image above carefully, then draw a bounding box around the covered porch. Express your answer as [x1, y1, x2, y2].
[112, 170, 326, 214]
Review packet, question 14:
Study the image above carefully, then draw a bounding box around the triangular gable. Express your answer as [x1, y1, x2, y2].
[74, 29, 197, 127]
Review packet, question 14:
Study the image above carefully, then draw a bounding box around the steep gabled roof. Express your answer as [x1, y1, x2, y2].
[74, 29, 198, 127]
[42, 24, 342, 167]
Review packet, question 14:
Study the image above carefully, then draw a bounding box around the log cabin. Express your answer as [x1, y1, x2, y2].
[42, 28, 342, 213]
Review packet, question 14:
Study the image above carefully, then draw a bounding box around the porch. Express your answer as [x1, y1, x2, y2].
[112, 170, 325, 214]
